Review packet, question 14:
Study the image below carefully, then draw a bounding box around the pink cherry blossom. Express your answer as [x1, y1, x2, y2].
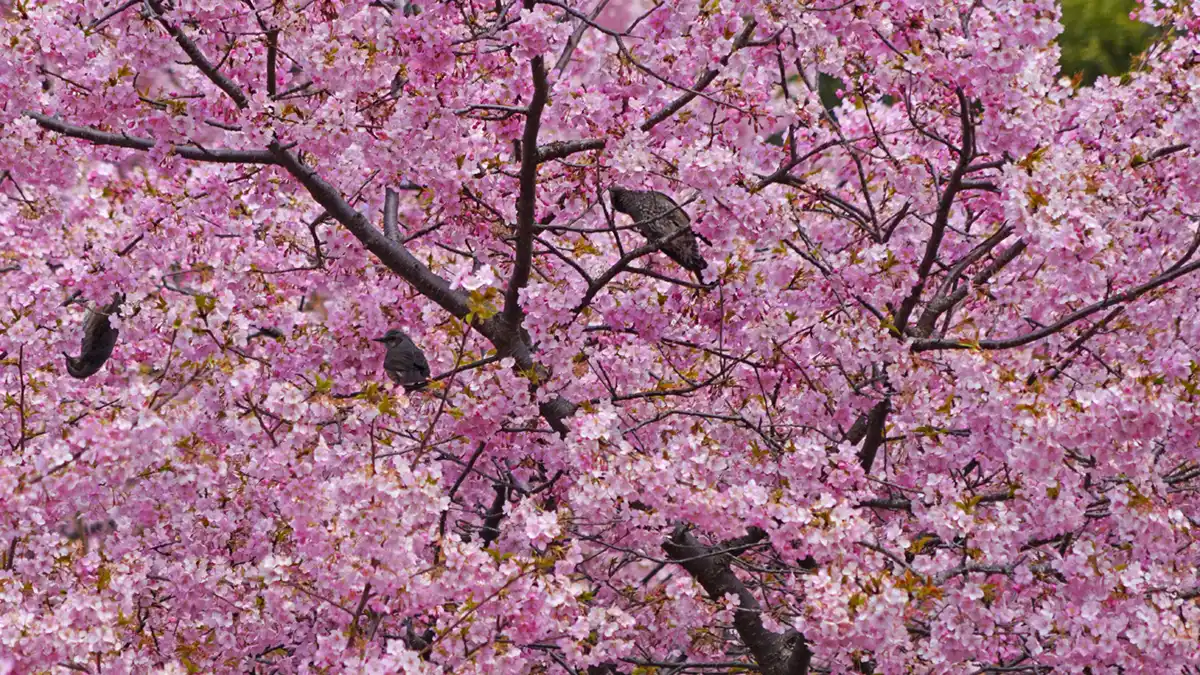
[1, 0, 1200, 672]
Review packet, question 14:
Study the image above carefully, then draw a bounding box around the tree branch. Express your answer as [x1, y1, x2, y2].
[857, 398, 889, 473]
[266, 28, 279, 98]
[537, 138, 607, 163]
[664, 527, 811, 675]
[383, 187, 401, 243]
[912, 226, 1014, 338]
[479, 481, 510, 547]
[267, 142, 577, 435]
[502, 55, 550, 326]
[640, 19, 757, 132]
[438, 442, 487, 540]
[754, 139, 842, 192]
[892, 90, 975, 335]
[28, 112, 279, 164]
[147, 0, 250, 109]
[554, 0, 611, 73]
[87, 0, 139, 30]
[913, 256, 1200, 352]
[268, 143, 470, 317]
[1130, 143, 1189, 168]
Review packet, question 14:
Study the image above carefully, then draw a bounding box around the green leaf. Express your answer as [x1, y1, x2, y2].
[314, 375, 333, 394]
[466, 289, 500, 320]
[194, 295, 216, 316]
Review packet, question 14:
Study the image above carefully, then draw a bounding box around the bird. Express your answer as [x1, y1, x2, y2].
[608, 186, 708, 279]
[64, 293, 123, 379]
[479, 481, 510, 547]
[373, 329, 430, 391]
[402, 617, 435, 659]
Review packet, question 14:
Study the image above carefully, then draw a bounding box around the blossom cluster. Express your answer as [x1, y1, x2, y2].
[1, 0, 1199, 672]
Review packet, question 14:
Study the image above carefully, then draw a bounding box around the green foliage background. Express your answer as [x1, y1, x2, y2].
[1058, 0, 1156, 84]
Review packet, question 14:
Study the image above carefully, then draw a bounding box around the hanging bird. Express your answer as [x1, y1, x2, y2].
[64, 293, 123, 379]
[374, 329, 430, 391]
[608, 187, 708, 279]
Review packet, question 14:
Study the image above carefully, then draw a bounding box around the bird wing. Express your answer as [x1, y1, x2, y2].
[386, 345, 430, 380]
[66, 301, 121, 379]
[661, 229, 708, 272]
[642, 194, 707, 272]
[78, 308, 117, 358]
[631, 192, 686, 239]
[612, 189, 709, 274]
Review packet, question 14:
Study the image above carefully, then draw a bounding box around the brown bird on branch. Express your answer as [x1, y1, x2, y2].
[64, 293, 123, 379]
[374, 329, 431, 391]
[608, 187, 709, 281]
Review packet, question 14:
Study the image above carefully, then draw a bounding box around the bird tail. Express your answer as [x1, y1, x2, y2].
[692, 268, 718, 290]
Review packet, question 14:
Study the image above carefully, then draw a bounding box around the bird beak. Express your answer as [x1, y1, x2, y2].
[372, 336, 387, 343]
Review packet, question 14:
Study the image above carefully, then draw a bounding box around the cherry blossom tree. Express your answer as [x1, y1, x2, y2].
[2, 0, 1199, 672]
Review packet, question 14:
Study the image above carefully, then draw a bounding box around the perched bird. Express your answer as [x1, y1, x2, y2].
[64, 293, 123, 379]
[479, 481, 510, 547]
[608, 186, 708, 278]
[248, 326, 285, 341]
[402, 617, 435, 659]
[374, 329, 430, 391]
[58, 516, 118, 542]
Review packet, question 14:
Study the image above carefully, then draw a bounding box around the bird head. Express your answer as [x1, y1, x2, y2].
[607, 186, 631, 210]
[373, 329, 410, 345]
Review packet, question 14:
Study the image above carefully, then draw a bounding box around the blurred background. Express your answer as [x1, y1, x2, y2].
[1059, 0, 1157, 84]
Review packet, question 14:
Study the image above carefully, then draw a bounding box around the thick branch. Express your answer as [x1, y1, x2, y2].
[28, 112, 278, 164]
[537, 138, 607, 163]
[479, 482, 510, 547]
[664, 528, 811, 675]
[857, 398, 889, 473]
[1130, 143, 1189, 168]
[538, 396, 577, 437]
[913, 237, 1031, 339]
[268, 143, 470, 317]
[502, 55, 550, 326]
[266, 29, 279, 98]
[268, 143, 576, 434]
[970, 239, 1027, 287]
[857, 497, 913, 511]
[147, 0, 250, 109]
[912, 226, 1014, 338]
[383, 188, 401, 243]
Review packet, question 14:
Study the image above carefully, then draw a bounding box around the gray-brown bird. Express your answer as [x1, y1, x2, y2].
[64, 294, 123, 379]
[608, 187, 708, 278]
[374, 329, 430, 391]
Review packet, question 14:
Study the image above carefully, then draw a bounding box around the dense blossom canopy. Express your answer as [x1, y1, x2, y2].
[2, 0, 1200, 672]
